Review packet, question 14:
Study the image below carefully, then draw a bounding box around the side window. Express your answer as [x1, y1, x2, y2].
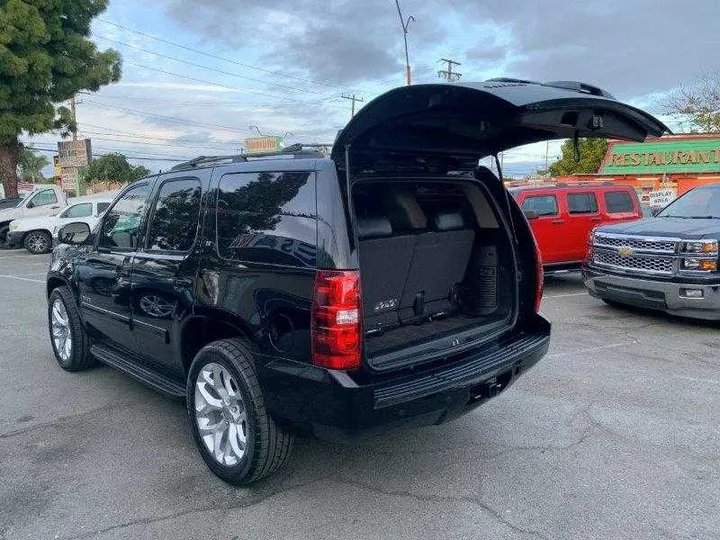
[146, 178, 202, 252]
[99, 184, 151, 250]
[567, 193, 599, 214]
[28, 189, 58, 208]
[521, 195, 558, 217]
[60, 203, 93, 219]
[216, 171, 317, 267]
[604, 191, 634, 213]
[96, 202, 111, 215]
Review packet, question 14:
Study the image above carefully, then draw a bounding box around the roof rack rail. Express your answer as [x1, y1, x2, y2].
[170, 143, 332, 171]
[170, 155, 247, 171]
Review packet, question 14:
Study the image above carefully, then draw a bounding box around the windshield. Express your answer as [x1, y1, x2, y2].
[657, 185, 720, 219]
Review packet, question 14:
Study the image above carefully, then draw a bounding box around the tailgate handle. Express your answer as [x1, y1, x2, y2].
[590, 216, 602, 221]
[551, 219, 565, 225]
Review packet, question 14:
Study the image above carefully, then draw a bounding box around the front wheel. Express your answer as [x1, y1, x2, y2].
[25, 230, 52, 254]
[187, 339, 294, 485]
[48, 286, 96, 371]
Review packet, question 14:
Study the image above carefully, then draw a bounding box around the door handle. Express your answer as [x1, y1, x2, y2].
[590, 216, 602, 221]
[551, 219, 565, 224]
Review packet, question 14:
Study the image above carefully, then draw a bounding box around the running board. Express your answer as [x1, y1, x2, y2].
[90, 345, 186, 399]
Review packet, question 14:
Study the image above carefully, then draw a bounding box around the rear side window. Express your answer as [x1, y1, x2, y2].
[216, 171, 317, 267]
[567, 193, 599, 214]
[521, 195, 558, 216]
[604, 191, 634, 213]
[146, 178, 202, 252]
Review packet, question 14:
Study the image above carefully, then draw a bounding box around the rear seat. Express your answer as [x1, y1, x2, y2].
[399, 212, 475, 322]
[356, 216, 416, 331]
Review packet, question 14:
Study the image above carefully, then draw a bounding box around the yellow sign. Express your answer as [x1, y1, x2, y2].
[244, 136, 283, 155]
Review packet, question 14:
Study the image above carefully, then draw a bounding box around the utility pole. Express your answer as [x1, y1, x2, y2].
[544, 140, 550, 171]
[395, 0, 415, 86]
[438, 58, 462, 83]
[341, 94, 364, 118]
[70, 95, 78, 141]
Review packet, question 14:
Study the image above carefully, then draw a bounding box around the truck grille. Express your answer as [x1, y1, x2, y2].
[593, 250, 674, 274]
[594, 233, 676, 254]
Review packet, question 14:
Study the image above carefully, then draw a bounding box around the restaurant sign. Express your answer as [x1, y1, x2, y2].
[244, 136, 284, 155]
[600, 138, 720, 175]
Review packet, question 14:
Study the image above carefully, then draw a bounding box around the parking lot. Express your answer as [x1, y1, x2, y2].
[0, 249, 718, 540]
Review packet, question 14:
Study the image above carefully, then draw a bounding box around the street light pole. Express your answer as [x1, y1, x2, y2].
[395, 0, 415, 86]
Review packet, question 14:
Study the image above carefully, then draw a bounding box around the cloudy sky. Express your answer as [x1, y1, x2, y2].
[24, 0, 720, 177]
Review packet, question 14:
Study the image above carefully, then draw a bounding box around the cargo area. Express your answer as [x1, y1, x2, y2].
[353, 177, 517, 369]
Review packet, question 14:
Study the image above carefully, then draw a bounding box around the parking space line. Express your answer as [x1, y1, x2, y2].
[548, 342, 626, 358]
[0, 274, 44, 284]
[544, 292, 588, 299]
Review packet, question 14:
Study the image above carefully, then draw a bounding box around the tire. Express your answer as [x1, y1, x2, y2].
[25, 230, 52, 254]
[48, 286, 96, 371]
[187, 338, 294, 485]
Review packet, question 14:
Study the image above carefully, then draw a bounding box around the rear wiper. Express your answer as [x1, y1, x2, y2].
[686, 215, 720, 219]
[659, 215, 688, 218]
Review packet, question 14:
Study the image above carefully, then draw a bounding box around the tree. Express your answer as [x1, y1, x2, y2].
[82, 153, 150, 185]
[18, 147, 49, 182]
[544, 138, 609, 177]
[0, 0, 122, 198]
[664, 70, 720, 133]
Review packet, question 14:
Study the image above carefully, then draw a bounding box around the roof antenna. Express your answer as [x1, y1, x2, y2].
[573, 131, 581, 162]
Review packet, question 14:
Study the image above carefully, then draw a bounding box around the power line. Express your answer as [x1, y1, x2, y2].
[79, 127, 235, 147]
[97, 18, 347, 91]
[93, 34, 332, 98]
[81, 98, 255, 135]
[26, 145, 193, 162]
[121, 61, 302, 102]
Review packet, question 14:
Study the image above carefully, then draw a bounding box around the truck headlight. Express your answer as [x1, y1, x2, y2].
[681, 240, 718, 254]
[9, 223, 19, 231]
[682, 258, 718, 271]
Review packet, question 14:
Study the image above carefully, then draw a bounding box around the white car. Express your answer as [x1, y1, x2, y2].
[0, 185, 69, 248]
[8, 196, 114, 254]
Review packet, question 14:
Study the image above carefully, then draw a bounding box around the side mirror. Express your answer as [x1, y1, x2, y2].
[25, 200, 35, 209]
[58, 222, 91, 245]
[523, 209, 539, 220]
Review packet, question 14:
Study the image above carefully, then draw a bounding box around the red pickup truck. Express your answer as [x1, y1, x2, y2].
[510, 184, 643, 272]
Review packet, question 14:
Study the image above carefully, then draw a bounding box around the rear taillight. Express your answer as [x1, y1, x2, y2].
[311, 270, 362, 370]
[533, 241, 544, 314]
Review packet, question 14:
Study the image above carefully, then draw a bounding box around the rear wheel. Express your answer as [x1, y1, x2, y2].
[48, 286, 96, 371]
[187, 338, 294, 485]
[25, 230, 52, 254]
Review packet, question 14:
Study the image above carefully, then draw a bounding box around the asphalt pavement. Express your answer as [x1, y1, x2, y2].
[1, 250, 718, 540]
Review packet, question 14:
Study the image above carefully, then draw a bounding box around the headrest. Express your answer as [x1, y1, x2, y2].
[433, 213, 464, 232]
[357, 216, 392, 239]
[381, 190, 427, 230]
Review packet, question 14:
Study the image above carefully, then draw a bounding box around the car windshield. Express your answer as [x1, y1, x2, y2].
[657, 185, 720, 219]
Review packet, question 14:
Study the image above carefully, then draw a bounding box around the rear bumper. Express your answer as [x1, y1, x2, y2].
[260, 315, 551, 441]
[582, 265, 720, 320]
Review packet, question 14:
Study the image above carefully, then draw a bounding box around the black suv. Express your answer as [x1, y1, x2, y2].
[46, 80, 667, 484]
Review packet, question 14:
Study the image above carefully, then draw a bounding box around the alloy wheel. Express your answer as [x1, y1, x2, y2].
[27, 233, 49, 253]
[194, 362, 248, 466]
[51, 298, 72, 362]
